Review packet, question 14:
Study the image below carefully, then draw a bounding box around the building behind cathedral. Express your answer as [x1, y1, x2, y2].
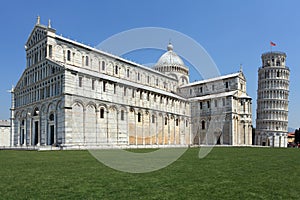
[0, 120, 10, 147]
[6, 18, 253, 149]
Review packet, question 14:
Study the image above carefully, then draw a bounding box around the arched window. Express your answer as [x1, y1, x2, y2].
[120, 110, 124, 121]
[49, 113, 54, 121]
[140, 91, 143, 99]
[79, 77, 82, 87]
[202, 120, 205, 129]
[115, 65, 118, 74]
[102, 61, 105, 70]
[165, 117, 168, 125]
[33, 108, 39, 116]
[100, 108, 105, 118]
[85, 56, 89, 66]
[49, 45, 53, 58]
[277, 71, 280, 77]
[152, 115, 155, 123]
[176, 118, 179, 126]
[127, 69, 130, 77]
[103, 81, 106, 92]
[67, 50, 71, 61]
[276, 60, 280, 66]
[138, 112, 141, 122]
[92, 80, 95, 90]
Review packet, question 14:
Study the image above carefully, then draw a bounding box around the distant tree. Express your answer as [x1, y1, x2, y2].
[295, 129, 300, 144]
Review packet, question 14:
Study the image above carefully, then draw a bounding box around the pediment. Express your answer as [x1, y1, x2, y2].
[15, 59, 65, 91]
[25, 25, 48, 49]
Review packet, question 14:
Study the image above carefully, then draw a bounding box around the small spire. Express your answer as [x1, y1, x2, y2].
[10, 85, 15, 93]
[48, 19, 51, 28]
[36, 16, 40, 25]
[239, 64, 243, 72]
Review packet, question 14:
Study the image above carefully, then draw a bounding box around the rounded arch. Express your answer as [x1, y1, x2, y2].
[48, 112, 55, 121]
[120, 64, 126, 78]
[151, 75, 155, 85]
[47, 102, 56, 113]
[107, 60, 114, 73]
[32, 107, 40, 116]
[168, 73, 178, 80]
[86, 104, 97, 113]
[150, 110, 157, 116]
[145, 109, 150, 116]
[74, 51, 82, 62]
[56, 100, 63, 110]
[118, 105, 128, 113]
[98, 103, 108, 113]
[164, 113, 169, 119]
[137, 108, 144, 115]
[55, 45, 63, 52]
[15, 111, 21, 118]
[179, 75, 188, 85]
[86, 101, 97, 110]
[129, 107, 136, 114]
[73, 99, 85, 109]
[55, 45, 63, 61]
[142, 72, 147, 82]
[109, 105, 118, 113]
[157, 112, 163, 117]
[170, 114, 174, 120]
[26, 108, 32, 116]
[92, 55, 98, 62]
[131, 69, 137, 81]
[100, 58, 107, 72]
[40, 104, 47, 114]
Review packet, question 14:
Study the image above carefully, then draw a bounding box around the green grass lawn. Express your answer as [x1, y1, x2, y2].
[0, 147, 299, 199]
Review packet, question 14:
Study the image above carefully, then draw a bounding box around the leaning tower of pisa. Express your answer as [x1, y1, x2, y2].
[256, 51, 290, 147]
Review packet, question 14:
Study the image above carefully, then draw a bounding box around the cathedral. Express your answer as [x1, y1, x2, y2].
[10, 18, 252, 149]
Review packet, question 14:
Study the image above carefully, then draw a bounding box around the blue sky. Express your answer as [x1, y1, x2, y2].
[0, 0, 299, 129]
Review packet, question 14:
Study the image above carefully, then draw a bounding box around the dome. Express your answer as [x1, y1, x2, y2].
[156, 43, 185, 67]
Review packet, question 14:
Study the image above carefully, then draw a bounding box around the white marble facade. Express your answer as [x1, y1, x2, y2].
[180, 72, 252, 146]
[10, 18, 252, 149]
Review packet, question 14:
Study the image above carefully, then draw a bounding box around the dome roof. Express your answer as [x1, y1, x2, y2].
[156, 43, 185, 67]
